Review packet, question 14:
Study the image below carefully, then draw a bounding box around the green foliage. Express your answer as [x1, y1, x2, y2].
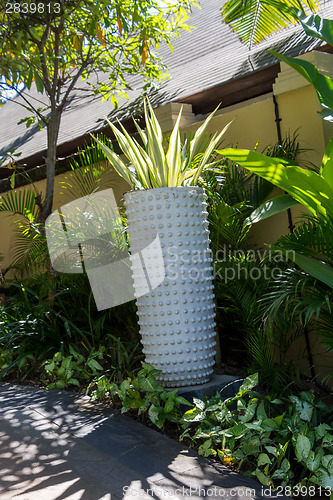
[42, 346, 104, 390]
[92, 99, 232, 189]
[181, 373, 333, 490]
[0, 275, 142, 382]
[0, 0, 195, 104]
[271, 49, 333, 123]
[0, 134, 124, 276]
[270, 13, 333, 122]
[296, 10, 333, 46]
[60, 136, 122, 201]
[0, 188, 48, 275]
[244, 194, 299, 227]
[218, 143, 333, 288]
[203, 140, 296, 384]
[221, 0, 319, 48]
[219, 13, 333, 288]
[88, 362, 191, 429]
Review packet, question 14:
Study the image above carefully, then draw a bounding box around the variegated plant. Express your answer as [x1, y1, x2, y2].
[91, 99, 231, 190]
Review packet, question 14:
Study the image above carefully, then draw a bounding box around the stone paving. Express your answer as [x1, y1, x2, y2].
[0, 383, 282, 500]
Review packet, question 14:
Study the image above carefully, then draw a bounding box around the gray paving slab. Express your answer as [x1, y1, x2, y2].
[175, 375, 243, 404]
[0, 383, 284, 500]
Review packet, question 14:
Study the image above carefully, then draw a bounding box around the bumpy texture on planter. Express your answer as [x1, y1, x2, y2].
[124, 187, 216, 388]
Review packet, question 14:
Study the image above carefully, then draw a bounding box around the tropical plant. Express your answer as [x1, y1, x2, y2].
[204, 132, 304, 255]
[217, 139, 333, 377]
[42, 346, 104, 390]
[221, 0, 319, 48]
[92, 99, 232, 189]
[217, 11, 333, 387]
[0, 276, 142, 382]
[270, 11, 333, 122]
[0, 134, 122, 276]
[260, 216, 333, 380]
[202, 136, 303, 385]
[0, 189, 47, 276]
[217, 141, 333, 289]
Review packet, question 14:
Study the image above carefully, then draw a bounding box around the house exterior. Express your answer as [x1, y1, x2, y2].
[1, 0, 333, 383]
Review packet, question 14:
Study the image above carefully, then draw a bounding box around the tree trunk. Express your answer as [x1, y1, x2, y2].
[38, 106, 62, 226]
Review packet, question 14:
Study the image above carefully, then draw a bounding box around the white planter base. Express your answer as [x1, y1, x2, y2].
[125, 187, 216, 388]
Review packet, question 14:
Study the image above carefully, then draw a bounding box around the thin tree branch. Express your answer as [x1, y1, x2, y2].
[60, 43, 93, 107]
[51, 15, 64, 96]
[0, 83, 48, 125]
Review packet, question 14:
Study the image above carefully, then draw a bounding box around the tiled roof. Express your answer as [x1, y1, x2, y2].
[1, 0, 333, 165]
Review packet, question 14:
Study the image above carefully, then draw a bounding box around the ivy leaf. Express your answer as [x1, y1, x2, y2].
[295, 434, 311, 462]
[183, 407, 205, 422]
[238, 373, 258, 394]
[281, 458, 290, 472]
[322, 434, 333, 447]
[164, 398, 174, 414]
[306, 451, 321, 472]
[258, 453, 271, 466]
[255, 468, 273, 487]
[193, 398, 205, 411]
[87, 358, 103, 372]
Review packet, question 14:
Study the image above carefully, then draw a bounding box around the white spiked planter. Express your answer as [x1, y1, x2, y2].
[91, 99, 230, 387]
[125, 186, 216, 388]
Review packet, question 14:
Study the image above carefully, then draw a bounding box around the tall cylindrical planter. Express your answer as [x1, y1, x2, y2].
[124, 186, 216, 388]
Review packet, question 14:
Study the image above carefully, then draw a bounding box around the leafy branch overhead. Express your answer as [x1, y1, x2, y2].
[0, 0, 196, 111]
[0, 0, 197, 224]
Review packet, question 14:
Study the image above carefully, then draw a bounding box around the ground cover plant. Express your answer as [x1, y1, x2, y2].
[181, 373, 333, 491]
[86, 365, 333, 492]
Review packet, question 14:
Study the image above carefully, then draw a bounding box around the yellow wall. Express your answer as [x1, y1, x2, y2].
[277, 85, 326, 167]
[183, 93, 278, 153]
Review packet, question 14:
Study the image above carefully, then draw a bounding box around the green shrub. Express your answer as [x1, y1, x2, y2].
[0, 276, 142, 382]
[181, 374, 333, 491]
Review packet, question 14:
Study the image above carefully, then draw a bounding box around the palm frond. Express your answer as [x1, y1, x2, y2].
[0, 189, 40, 220]
[8, 224, 48, 277]
[59, 136, 123, 202]
[275, 215, 333, 265]
[222, 0, 320, 48]
[262, 266, 333, 344]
